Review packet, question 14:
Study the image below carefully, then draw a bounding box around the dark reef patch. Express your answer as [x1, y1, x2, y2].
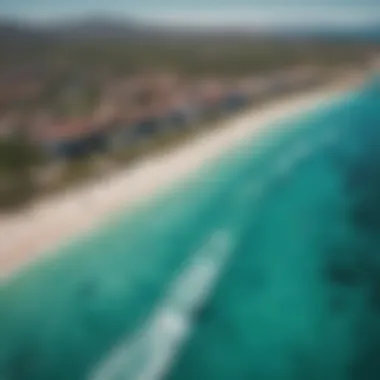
[349, 338, 380, 380]
[324, 258, 364, 287]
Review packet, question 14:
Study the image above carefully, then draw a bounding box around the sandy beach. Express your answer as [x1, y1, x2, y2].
[0, 77, 364, 279]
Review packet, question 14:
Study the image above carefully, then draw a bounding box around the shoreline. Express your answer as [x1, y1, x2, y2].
[0, 76, 365, 279]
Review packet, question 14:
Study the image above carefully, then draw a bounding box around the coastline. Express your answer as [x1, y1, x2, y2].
[0, 76, 365, 279]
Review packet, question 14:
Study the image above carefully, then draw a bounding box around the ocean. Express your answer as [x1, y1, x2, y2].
[1, 80, 380, 380]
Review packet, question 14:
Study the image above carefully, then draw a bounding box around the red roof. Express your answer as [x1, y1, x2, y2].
[33, 117, 104, 143]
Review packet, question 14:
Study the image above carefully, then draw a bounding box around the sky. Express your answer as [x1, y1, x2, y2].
[0, 0, 380, 29]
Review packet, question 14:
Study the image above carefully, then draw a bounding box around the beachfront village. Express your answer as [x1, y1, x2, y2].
[0, 67, 325, 155]
[0, 64, 365, 209]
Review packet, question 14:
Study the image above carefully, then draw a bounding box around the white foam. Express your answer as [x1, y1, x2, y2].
[294, 141, 313, 160]
[276, 155, 296, 177]
[275, 139, 315, 179]
[321, 129, 339, 146]
[90, 229, 233, 380]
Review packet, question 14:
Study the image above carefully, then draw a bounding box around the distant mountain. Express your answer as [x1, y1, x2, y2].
[42, 17, 151, 40]
[0, 20, 49, 43]
[0, 16, 379, 44]
[278, 24, 380, 42]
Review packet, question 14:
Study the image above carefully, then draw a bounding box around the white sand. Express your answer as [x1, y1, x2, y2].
[0, 79, 363, 279]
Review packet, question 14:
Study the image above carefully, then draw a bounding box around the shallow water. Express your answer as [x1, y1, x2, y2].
[1, 82, 380, 380]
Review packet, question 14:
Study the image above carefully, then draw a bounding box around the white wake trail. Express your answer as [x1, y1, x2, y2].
[90, 229, 234, 380]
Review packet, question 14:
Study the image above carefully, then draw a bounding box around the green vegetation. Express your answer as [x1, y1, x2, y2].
[0, 135, 43, 209]
[1, 38, 376, 79]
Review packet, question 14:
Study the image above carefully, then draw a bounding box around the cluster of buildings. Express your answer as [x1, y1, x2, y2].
[0, 67, 323, 161]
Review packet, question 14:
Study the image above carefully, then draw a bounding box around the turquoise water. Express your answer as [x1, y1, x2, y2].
[1, 82, 380, 380]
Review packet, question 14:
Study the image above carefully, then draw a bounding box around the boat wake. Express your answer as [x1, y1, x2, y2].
[90, 229, 234, 380]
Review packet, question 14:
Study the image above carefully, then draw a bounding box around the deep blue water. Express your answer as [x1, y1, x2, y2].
[1, 80, 380, 380]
